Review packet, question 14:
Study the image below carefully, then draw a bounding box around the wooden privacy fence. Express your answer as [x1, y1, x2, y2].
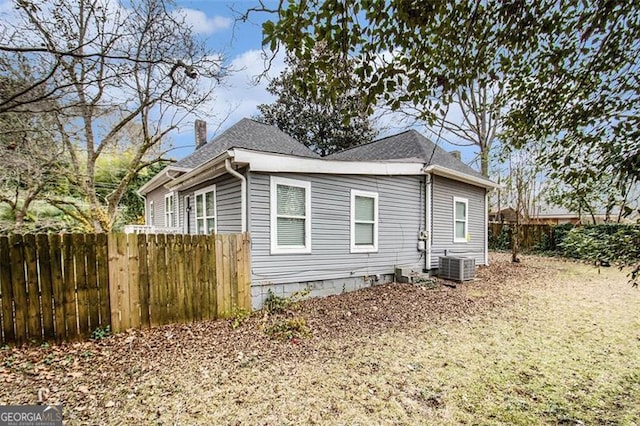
[488, 223, 554, 251]
[0, 233, 251, 345]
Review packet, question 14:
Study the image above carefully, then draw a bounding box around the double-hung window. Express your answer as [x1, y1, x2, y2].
[350, 190, 378, 253]
[453, 197, 468, 243]
[194, 185, 216, 234]
[270, 177, 311, 254]
[164, 193, 175, 227]
[148, 200, 155, 225]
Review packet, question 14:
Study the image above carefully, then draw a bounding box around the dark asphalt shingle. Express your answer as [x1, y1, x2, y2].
[174, 118, 320, 169]
[325, 129, 484, 179]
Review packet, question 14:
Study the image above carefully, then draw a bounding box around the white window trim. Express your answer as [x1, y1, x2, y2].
[453, 196, 468, 243]
[350, 189, 379, 253]
[194, 185, 217, 234]
[270, 176, 312, 254]
[164, 192, 176, 227]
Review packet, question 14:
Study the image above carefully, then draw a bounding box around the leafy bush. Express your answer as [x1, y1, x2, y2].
[90, 325, 111, 340]
[557, 225, 640, 285]
[263, 288, 310, 314]
[262, 288, 313, 341]
[263, 316, 311, 341]
[547, 224, 575, 252]
[489, 225, 512, 251]
[230, 306, 251, 330]
[558, 225, 639, 263]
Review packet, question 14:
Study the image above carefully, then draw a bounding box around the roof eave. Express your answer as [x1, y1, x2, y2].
[424, 165, 501, 189]
[137, 165, 192, 195]
[165, 151, 235, 191]
[231, 148, 425, 175]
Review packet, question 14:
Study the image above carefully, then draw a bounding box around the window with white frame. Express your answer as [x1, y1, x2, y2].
[454, 197, 468, 243]
[148, 200, 154, 225]
[194, 185, 216, 234]
[164, 193, 175, 227]
[270, 177, 311, 254]
[350, 190, 378, 253]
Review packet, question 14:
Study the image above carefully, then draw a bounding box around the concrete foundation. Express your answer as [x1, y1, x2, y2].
[251, 274, 395, 310]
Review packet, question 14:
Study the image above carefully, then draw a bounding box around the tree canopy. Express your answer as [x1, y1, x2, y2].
[0, 0, 228, 231]
[256, 0, 640, 189]
[257, 48, 377, 156]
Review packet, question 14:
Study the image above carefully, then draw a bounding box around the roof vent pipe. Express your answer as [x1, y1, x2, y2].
[195, 119, 207, 150]
[450, 150, 461, 160]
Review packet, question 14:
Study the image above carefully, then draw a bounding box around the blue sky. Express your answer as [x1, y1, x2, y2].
[169, 1, 284, 158]
[169, 1, 480, 167]
[0, 0, 478, 167]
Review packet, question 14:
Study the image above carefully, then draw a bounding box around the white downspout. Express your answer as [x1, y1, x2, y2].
[225, 159, 247, 233]
[425, 173, 432, 271]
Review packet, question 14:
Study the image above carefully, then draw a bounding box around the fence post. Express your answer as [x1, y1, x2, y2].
[10, 234, 27, 345]
[137, 234, 150, 328]
[36, 234, 55, 341]
[95, 233, 110, 330]
[49, 234, 66, 343]
[0, 236, 15, 344]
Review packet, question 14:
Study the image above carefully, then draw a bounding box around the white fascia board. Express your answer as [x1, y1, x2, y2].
[137, 166, 192, 195]
[231, 149, 424, 175]
[165, 151, 233, 190]
[424, 165, 501, 189]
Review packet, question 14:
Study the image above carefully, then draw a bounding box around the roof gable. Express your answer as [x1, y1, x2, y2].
[326, 129, 484, 179]
[174, 118, 320, 169]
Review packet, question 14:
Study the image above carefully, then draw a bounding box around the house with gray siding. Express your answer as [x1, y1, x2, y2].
[137, 118, 498, 308]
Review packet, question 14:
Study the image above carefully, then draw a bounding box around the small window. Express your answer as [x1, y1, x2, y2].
[270, 177, 311, 254]
[164, 193, 175, 227]
[194, 185, 216, 234]
[350, 190, 378, 253]
[454, 197, 468, 243]
[148, 200, 154, 225]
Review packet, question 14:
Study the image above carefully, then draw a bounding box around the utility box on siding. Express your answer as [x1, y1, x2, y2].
[438, 256, 475, 281]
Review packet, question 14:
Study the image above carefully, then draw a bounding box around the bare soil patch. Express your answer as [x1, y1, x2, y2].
[1, 253, 638, 424]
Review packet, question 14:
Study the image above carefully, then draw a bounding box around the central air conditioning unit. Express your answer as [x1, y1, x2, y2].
[438, 256, 475, 281]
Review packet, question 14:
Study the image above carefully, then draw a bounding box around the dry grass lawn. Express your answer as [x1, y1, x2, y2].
[1, 253, 639, 425]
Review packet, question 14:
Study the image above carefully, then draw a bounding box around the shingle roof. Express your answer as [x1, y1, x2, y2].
[174, 118, 320, 168]
[325, 129, 484, 179]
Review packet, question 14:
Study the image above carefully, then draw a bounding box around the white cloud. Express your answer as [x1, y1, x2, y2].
[197, 48, 285, 130]
[175, 8, 231, 35]
[167, 49, 286, 157]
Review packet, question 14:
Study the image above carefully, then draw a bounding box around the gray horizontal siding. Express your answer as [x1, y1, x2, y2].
[179, 173, 242, 234]
[430, 175, 486, 268]
[249, 172, 425, 284]
[145, 186, 172, 227]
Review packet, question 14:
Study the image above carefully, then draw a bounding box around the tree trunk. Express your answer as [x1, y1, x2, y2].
[480, 148, 489, 177]
[14, 210, 25, 233]
[511, 218, 520, 263]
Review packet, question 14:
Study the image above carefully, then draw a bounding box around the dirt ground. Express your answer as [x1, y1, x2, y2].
[1, 253, 639, 425]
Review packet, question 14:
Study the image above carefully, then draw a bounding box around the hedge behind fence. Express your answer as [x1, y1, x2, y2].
[489, 223, 640, 265]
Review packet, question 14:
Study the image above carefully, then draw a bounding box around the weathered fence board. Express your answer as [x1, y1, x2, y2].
[85, 234, 100, 333]
[49, 235, 65, 343]
[0, 236, 15, 342]
[24, 234, 42, 342]
[0, 234, 112, 345]
[36, 234, 54, 341]
[62, 234, 78, 340]
[0, 232, 251, 345]
[10, 234, 27, 344]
